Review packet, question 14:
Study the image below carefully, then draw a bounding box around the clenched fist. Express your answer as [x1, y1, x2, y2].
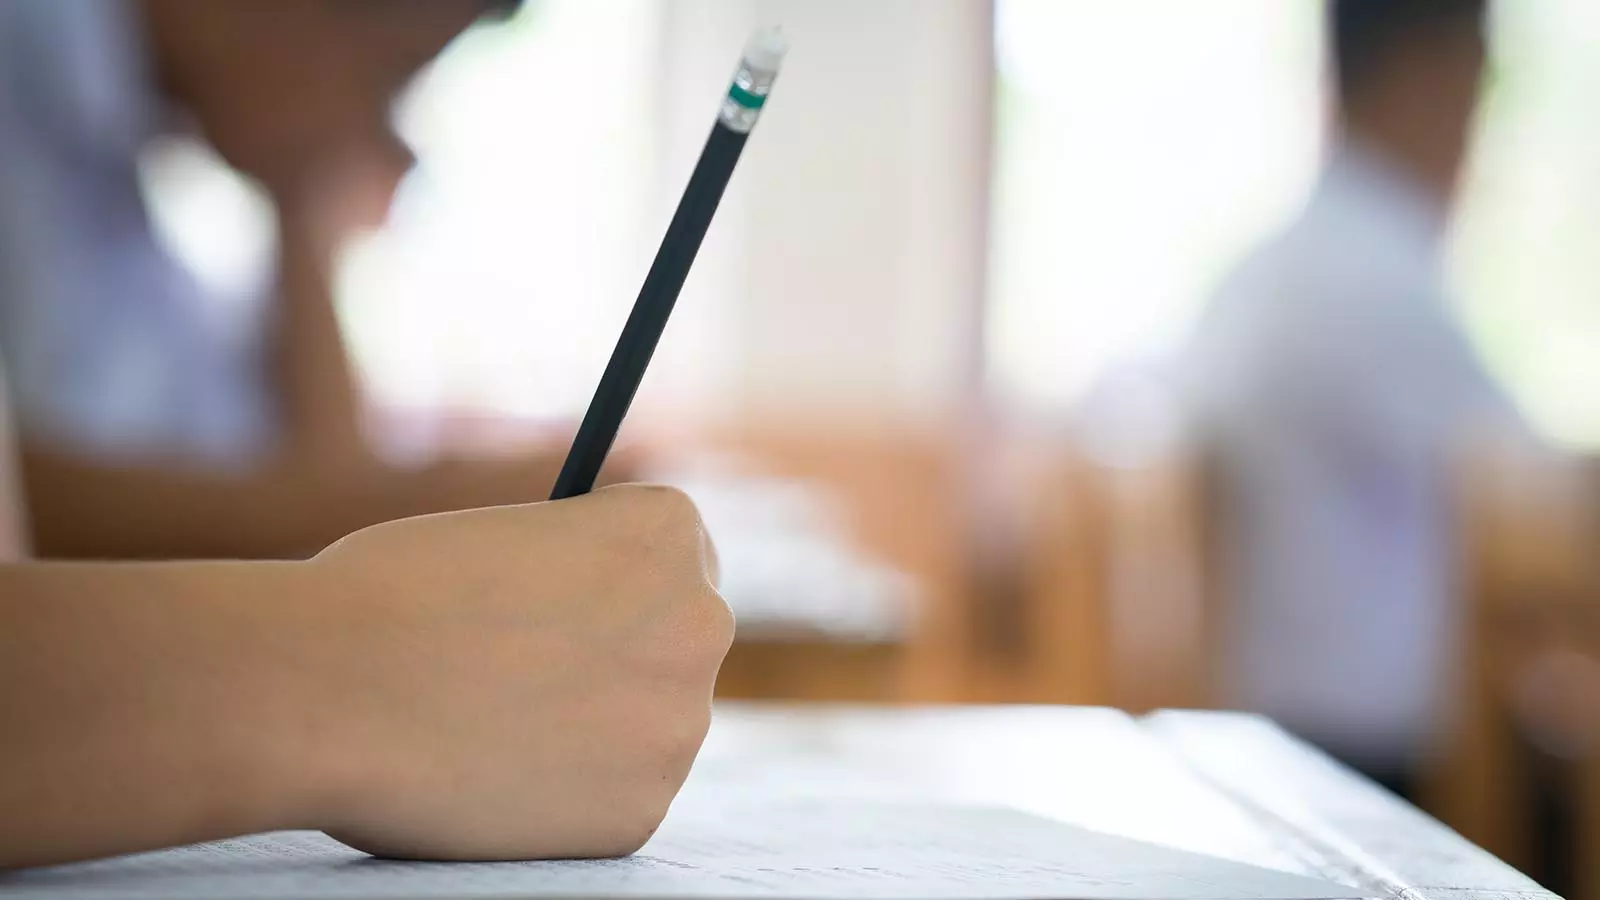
[301, 485, 731, 860]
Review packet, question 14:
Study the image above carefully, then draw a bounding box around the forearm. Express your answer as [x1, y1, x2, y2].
[271, 200, 365, 460]
[19, 444, 360, 560]
[20, 442, 570, 560]
[0, 560, 327, 869]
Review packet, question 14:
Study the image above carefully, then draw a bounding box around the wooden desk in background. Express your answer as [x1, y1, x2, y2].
[1442, 452, 1600, 898]
[702, 704, 1556, 900]
[716, 638, 906, 701]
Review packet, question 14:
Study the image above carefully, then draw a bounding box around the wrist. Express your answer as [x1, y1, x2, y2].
[0, 559, 366, 864]
[217, 558, 369, 833]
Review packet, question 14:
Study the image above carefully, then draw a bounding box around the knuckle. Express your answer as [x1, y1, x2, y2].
[673, 704, 714, 753]
[599, 485, 708, 562]
[702, 532, 721, 588]
[698, 588, 736, 652]
[643, 705, 710, 763]
[636, 484, 703, 531]
[661, 588, 734, 662]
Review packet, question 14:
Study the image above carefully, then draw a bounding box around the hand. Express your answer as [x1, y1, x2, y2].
[288, 485, 730, 860]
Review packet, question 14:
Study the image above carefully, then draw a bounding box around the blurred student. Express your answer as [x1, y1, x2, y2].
[1183, 0, 1518, 797]
[0, 0, 630, 560]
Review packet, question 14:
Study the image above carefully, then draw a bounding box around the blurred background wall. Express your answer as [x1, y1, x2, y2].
[143, 0, 1600, 440]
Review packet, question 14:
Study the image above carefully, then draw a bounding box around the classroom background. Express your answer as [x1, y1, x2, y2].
[122, 0, 1600, 896]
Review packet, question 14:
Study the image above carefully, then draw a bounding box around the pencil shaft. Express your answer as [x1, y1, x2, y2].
[549, 123, 750, 500]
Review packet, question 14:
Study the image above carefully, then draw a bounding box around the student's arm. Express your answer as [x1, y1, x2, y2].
[18, 186, 634, 561]
[0, 485, 731, 870]
[269, 192, 368, 463]
[0, 559, 311, 866]
[19, 190, 612, 560]
[19, 441, 569, 559]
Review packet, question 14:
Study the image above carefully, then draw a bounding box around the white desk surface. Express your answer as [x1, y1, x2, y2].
[695, 704, 1557, 900]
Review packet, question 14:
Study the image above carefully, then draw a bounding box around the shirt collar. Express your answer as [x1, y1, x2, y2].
[1315, 138, 1450, 253]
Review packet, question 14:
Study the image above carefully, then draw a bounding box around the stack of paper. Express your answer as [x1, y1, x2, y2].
[0, 800, 1360, 900]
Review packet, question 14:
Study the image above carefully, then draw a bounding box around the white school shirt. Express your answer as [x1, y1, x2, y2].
[0, 0, 271, 466]
[1182, 142, 1522, 761]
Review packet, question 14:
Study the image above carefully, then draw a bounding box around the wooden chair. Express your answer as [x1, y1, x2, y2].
[962, 438, 1112, 706]
[1435, 449, 1600, 898]
[681, 420, 970, 703]
[982, 438, 1211, 712]
[696, 422, 1140, 708]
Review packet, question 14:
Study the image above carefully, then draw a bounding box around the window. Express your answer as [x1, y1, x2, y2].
[146, 2, 1600, 449]
[985, 0, 1325, 413]
[338, 0, 662, 420]
[1451, 0, 1600, 449]
[988, 0, 1600, 451]
[142, 0, 993, 433]
[142, 0, 666, 429]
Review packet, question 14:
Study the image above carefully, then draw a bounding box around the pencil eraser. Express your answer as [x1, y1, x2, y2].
[743, 26, 789, 72]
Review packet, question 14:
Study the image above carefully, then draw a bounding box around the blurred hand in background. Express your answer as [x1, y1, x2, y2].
[0, 0, 649, 560]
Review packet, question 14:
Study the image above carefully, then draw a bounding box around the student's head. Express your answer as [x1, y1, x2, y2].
[141, 0, 518, 213]
[1329, 0, 1488, 202]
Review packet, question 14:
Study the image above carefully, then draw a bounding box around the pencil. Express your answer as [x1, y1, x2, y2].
[549, 27, 789, 501]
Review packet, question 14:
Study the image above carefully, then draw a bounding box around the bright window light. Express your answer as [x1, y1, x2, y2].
[985, 0, 1325, 412]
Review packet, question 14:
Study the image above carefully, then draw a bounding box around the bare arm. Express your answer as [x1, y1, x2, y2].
[24, 191, 558, 557]
[19, 197, 637, 560]
[20, 445, 360, 559]
[270, 198, 367, 463]
[9, 187, 378, 559]
[0, 560, 320, 868]
[19, 442, 568, 559]
[0, 486, 729, 871]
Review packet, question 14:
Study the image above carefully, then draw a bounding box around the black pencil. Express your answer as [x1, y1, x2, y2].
[549, 27, 789, 501]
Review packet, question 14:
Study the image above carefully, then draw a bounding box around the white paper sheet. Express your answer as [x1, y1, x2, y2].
[0, 801, 1361, 900]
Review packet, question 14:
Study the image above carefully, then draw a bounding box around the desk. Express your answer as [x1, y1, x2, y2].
[0, 704, 1558, 899]
[716, 638, 906, 700]
[696, 705, 1556, 900]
